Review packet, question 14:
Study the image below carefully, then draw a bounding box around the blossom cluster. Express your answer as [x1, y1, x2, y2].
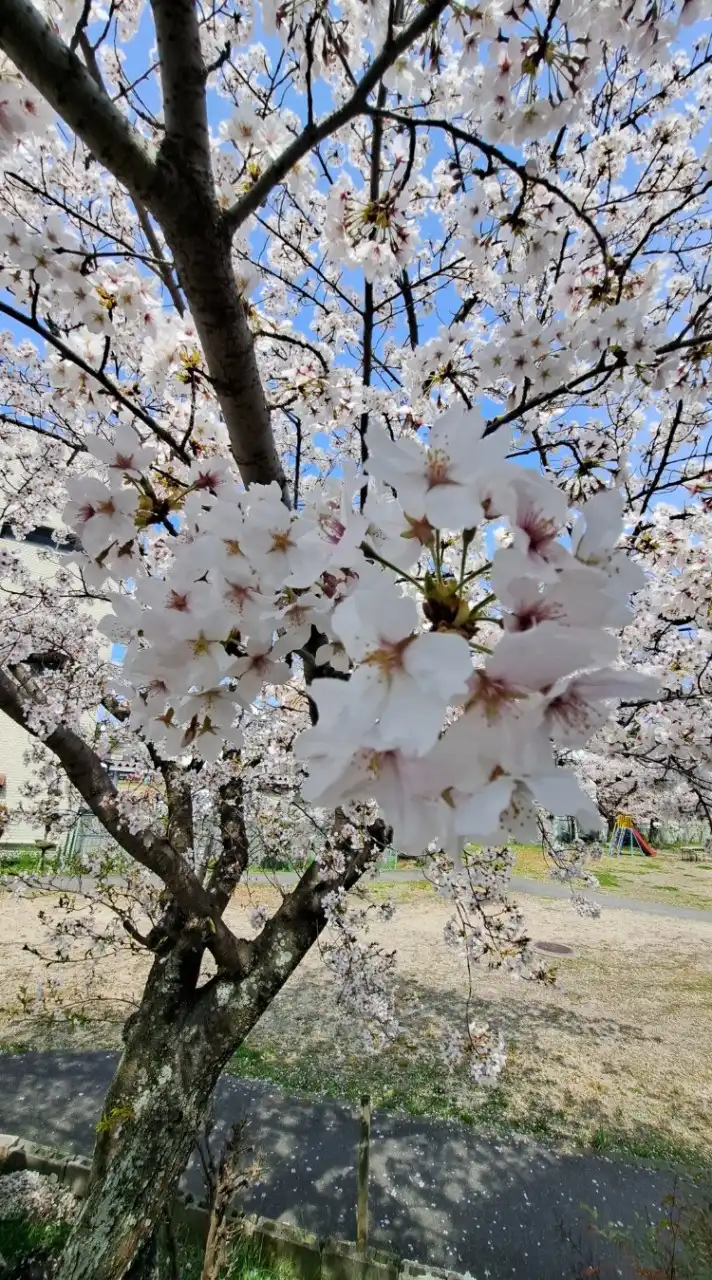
[319, 886, 400, 1049]
[433, 846, 547, 978]
[61, 403, 658, 860]
[0, 77, 52, 158]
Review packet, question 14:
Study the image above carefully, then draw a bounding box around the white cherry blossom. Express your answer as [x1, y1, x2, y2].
[85, 423, 155, 479]
[62, 478, 138, 556]
[365, 407, 511, 530]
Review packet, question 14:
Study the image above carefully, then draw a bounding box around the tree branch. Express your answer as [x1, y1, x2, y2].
[0, 666, 251, 975]
[76, 28, 186, 318]
[133, 199, 186, 317]
[221, 0, 450, 236]
[400, 268, 419, 350]
[0, 0, 156, 201]
[0, 0, 286, 496]
[199, 818, 391, 1049]
[141, 0, 286, 494]
[366, 106, 611, 264]
[633, 399, 684, 519]
[359, 83, 386, 509]
[149, 0, 214, 198]
[0, 298, 188, 459]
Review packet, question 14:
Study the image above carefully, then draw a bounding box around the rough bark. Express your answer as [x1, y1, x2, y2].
[209, 764, 249, 911]
[54, 826, 383, 1280]
[152, 189, 285, 492]
[145, 0, 286, 491]
[54, 822, 388, 1280]
[55, 950, 227, 1280]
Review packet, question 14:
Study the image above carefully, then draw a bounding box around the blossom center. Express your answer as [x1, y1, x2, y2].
[226, 582, 253, 605]
[319, 510, 346, 544]
[191, 633, 213, 656]
[113, 452, 136, 470]
[270, 529, 294, 553]
[365, 635, 414, 675]
[168, 590, 190, 612]
[426, 450, 453, 489]
[194, 469, 222, 491]
[466, 671, 521, 717]
[521, 510, 559, 552]
[403, 514, 436, 545]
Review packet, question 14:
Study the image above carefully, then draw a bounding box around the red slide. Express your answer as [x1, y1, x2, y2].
[631, 826, 658, 856]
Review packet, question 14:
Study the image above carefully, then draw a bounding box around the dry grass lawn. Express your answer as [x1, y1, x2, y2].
[2, 881, 712, 1163]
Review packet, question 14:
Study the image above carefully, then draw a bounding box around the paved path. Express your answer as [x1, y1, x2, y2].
[0, 1052, 697, 1280]
[509, 875, 712, 920]
[8, 868, 712, 922]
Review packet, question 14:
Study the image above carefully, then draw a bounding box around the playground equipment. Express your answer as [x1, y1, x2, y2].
[609, 813, 658, 857]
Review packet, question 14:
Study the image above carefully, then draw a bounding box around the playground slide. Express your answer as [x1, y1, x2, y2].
[630, 826, 658, 856]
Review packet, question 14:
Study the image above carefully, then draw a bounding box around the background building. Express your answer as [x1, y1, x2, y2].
[0, 523, 107, 849]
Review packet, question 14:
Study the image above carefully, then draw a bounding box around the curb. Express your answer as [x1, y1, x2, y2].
[0, 1135, 467, 1280]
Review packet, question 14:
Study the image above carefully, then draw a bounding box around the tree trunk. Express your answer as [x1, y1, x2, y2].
[55, 824, 383, 1279]
[54, 870, 344, 1277]
[56, 955, 232, 1280]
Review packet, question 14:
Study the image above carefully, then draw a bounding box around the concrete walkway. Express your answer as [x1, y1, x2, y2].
[9, 868, 712, 923]
[508, 874, 712, 921]
[0, 1051, 697, 1279]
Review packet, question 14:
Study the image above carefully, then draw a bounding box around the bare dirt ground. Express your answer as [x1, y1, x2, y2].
[2, 882, 712, 1161]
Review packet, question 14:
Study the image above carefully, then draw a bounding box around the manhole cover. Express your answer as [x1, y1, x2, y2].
[535, 940, 574, 956]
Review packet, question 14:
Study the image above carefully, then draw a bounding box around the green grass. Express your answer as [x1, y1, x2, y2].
[0, 1213, 72, 1268]
[229, 1249, 296, 1280]
[367, 878, 431, 903]
[1, 848, 402, 879]
[0, 849, 131, 878]
[588, 1124, 711, 1170]
[507, 844, 712, 911]
[0, 1212, 296, 1280]
[230, 1042, 466, 1120]
[0, 1038, 33, 1053]
[165, 1226, 299, 1280]
[0, 849, 45, 874]
[593, 870, 622, 890]
[607, 858, 654, 871]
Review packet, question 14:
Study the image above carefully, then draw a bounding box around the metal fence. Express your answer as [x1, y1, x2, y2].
[57, 808, 400, 872]
[60, 809, 122, 864]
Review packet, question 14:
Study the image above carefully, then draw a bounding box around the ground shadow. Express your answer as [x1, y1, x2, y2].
[0, 1051, 699, 1280]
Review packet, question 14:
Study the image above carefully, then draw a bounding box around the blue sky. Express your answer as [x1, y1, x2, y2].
[3, 5, 710, 509]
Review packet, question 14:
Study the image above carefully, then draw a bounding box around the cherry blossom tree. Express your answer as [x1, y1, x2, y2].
[1, 0, 712, 1275]
[576, 500, 712, 832]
